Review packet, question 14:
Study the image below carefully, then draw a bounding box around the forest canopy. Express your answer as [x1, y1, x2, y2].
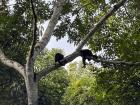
[0, 0, 140, 105]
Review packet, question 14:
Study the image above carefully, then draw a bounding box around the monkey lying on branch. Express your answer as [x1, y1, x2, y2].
[55, 53, 66, 66]
[80, 49, 98, 68]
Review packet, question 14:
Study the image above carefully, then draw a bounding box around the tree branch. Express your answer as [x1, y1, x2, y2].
[0, 49, 25, 77]
[29, 0, 37, 58]
[37, 51, 79, 81]
[34, 0, 66, 58]
[99, 59, 140, 66]
[26, 0, 37, 70]
[76, 0, 127, 50]
[37, 51, 140, 80]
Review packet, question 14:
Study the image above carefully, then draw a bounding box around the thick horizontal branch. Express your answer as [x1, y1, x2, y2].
[36, 51, 79, 81]
[34, 0, 66, 58]
[76, 0, 127, 50]
[0, 50, 25, 77]
[37, 51, 139, 80]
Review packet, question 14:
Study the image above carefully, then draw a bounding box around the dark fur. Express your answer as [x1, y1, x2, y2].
[55, 53, 65, 66]
[80, 49, 98, 67]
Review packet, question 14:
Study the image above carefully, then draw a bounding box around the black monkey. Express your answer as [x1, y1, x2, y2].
[55, 53, 65, 66]
[80, 49, 98, 68]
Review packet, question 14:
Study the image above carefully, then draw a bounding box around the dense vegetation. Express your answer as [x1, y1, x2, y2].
[0, 0, 140, 105]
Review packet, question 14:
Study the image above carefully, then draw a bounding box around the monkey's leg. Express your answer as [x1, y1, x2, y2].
[82, 58, 86, 68]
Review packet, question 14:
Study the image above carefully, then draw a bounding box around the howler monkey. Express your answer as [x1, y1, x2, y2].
[80, 49, 98, 68]
[55, 53, 65, 66]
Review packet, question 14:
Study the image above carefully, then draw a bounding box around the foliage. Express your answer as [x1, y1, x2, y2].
[38, 70, 69, 105]
[0, 0, 140, 105]
[62, 75, 97, 105]
[0, 64, 27, 105]
[61, 61, 140, 105]
[61, 62, 105, 105]
[88, 0, 140, 61]
[34, 49, 69, 105]
[95, 66, 140, 105]
[53, 0, 108, 44]
[0, 0, 51, 63]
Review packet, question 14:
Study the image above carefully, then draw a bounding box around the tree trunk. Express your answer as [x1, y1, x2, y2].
[25, 74, 38, 105]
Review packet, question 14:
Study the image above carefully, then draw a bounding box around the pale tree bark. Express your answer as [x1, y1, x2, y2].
[25, 77, 38, 105]
[34, 0, 67, 58]
[0, 49, 25, 77]
[1, 0, 139, 105]
[24, 0, 38, 104]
